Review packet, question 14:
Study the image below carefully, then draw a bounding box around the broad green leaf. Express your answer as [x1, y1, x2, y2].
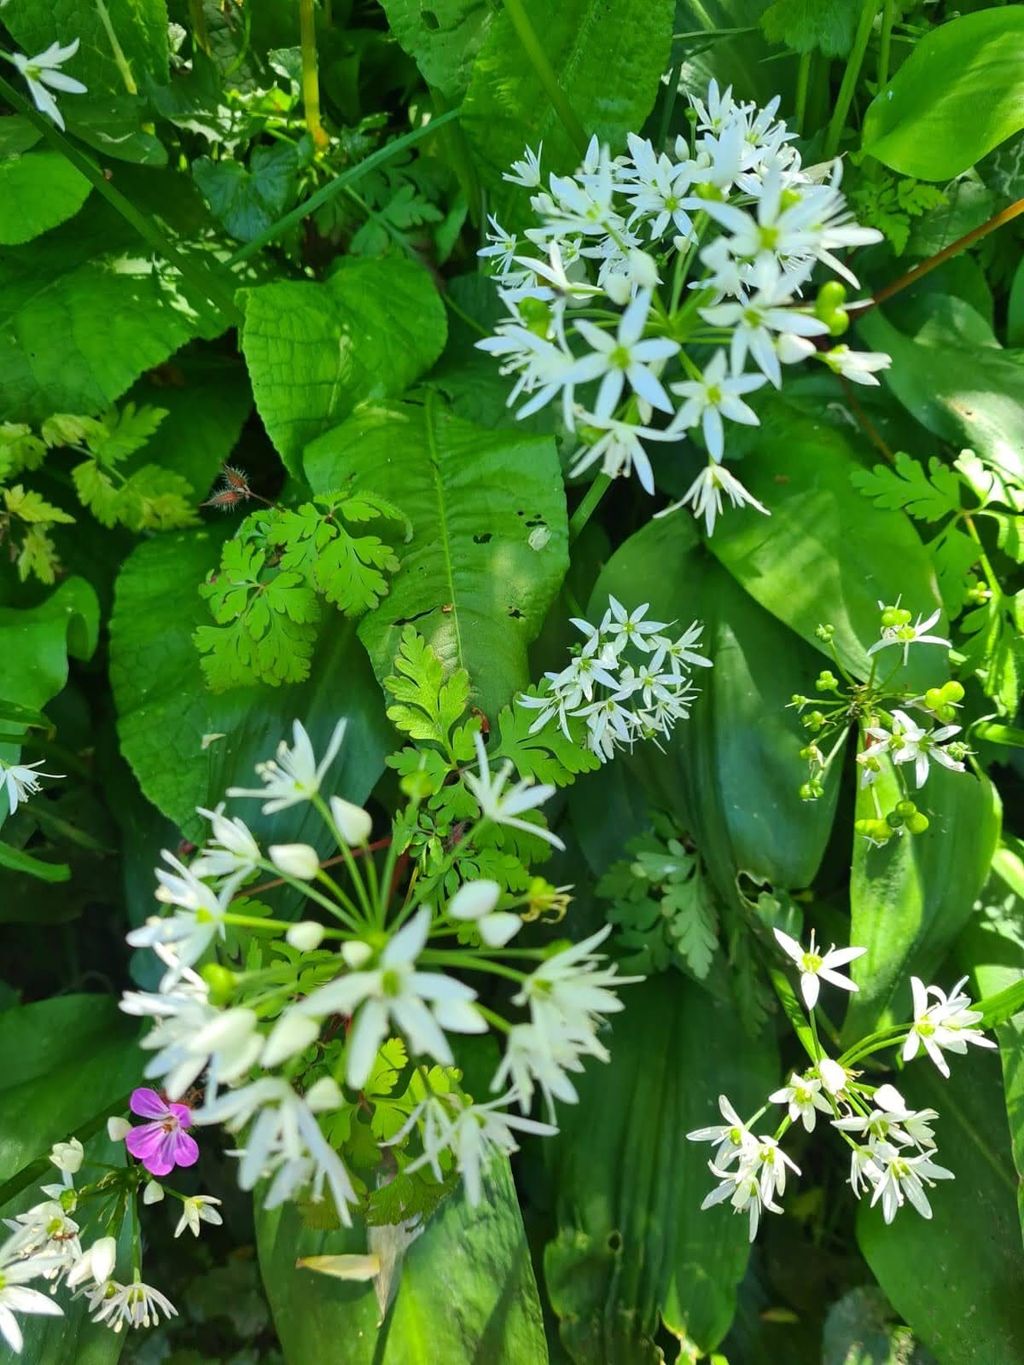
[0, 151, 90, 244]
[0, 576, 98, 715]
[240, 256, 447, 475]
[109, 529, 392, 843]
[862, 8, 1024, 180]
[2, 0, 169, 95]
[591, 513, 841, 895]
[257, 1159, 548, 1363]
[856, 307, 1024, 485]
[193, 143, 300, 244]
[305, 394, 569, 717]
[843, 760, 1001, 1041]
[379, 0, 494, 100]
[461, 0, 674, 215]
[543, 973, 777, 1360]
[0, 197, 222, 422]
[857, 1050, 1024, 1360]
[707, 402, 942, 687]
[0, 994, 139, 1184]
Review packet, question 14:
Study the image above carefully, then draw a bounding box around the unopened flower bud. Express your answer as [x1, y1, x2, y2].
[342, 940, 373, 968]
[262, 1013, 321, 1068]
[270, 843, 320, 880]
[330, 796, 372, 846]
[449, 879, 501, 921]
[305, 1076, 344, 1112]
[107, 1117, 131, 1142]
[143, 1180, 165, 1205]
[287, 920, 326, 952]
[49, 1138, 84, 1174]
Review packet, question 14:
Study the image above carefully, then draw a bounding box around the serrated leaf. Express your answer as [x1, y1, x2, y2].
[492, 691, 601, 787]
[276, 493, 405, 617]
[86, 401, 168, 466]
[241, 256, 447, 475]
[379, 0, 494, 101]
[384, 627, 475, 761]
[850, 451, 962, 522]
[0, 422, 46, 476]
[3, 484, 74, 525]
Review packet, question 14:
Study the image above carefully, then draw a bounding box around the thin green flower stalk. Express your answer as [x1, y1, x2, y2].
[299, 0, 329, 152]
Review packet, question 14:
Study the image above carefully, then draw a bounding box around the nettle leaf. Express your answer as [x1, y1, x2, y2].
[383, 627, 477, 763]
[379, 0, 494, 101]
[760, 0, 857, 57]
[306, 395, 569, 718]
[0, 151, 91, 245]
[241, 256, 447, 475]
[492, 689, 600, 788]
[850, 452, 963, 522]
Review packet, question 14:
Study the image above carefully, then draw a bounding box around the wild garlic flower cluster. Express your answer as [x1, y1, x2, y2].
[791, 601, 970, 843]
[516, 596, 712, 761]
[477, 81, 889, 534]
[689, 927, 995, 1240]
[116, 721, 636, 1245]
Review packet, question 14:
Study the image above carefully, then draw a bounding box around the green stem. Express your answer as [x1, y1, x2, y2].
[568, 473, 611, 542]
[95, 0, 137, 94]
[0, 74, 242, 325]
[421, 950, 527, 983]
[768, 968, 818, 1064]
[794, 51, 811, 135]
[502, 0, 588, 154]
[299, 0, 329, 151]
[188, 0, 210, 55]
[877, 0, 895, 87]
[824, 0, 880, 159]
[227, 107, 460, 265]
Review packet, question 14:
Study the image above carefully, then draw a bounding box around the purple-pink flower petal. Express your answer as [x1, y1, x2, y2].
[130, 1087, 171, 1120]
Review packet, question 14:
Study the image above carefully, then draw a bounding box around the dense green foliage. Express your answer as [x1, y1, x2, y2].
[0, 1, 1022, 1363]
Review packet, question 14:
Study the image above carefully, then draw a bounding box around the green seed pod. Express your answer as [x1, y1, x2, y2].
[906, 812, 930, 835]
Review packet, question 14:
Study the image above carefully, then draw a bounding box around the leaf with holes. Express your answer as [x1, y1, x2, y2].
[305, 395, 568, 717]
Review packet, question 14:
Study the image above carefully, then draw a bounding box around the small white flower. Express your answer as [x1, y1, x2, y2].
[769, 1072, 832, 1131]
[269, 843, 320, 881]
[0, 758, 63, 815]
[902, 976, 996, 1078]
[295, 908, 485, 1087]
[66, 1235, 117, 1289]
[816, 1057, 849, 1096]
[261, 1011, 321, 1068]
[0, 1233, 64, 1353]
[569, 410, 678, 494]
[701, 1161, 782, 1242]
[142, 1181, 164, 1205]
[566, 289, 680, 419]
[866, 1140, 954, 1223]
[867, 606, 949, 664]
[405, 1095, 556, 1207]
[513, 923, 640, 1040]
[820, 345, 891, 386]
[687, 1094, 757, 1167]
[10, 40, 87, 132]
[669, 350, 766, 461]
[490, 1019, 603, 1116]
[773, 927, 866, 1010]
[228, 718, 347, 813]
[504, 143, 543, 188]
[87, 1278, 177, 1331]
[191, 805, 261, 891]
[106, 1117, 131, 1142]
[127, 851, 231, 973]
[195, 1077, 356, 1219]
[174, 1195, 223, 1239]
[329, 795, 372, 846]
[448, 879, 522, 948]
[464, 731, 564, 850]
[663, 460, 769, 535]
[885, 709, 966, 789]
[700, 268, 828, 388]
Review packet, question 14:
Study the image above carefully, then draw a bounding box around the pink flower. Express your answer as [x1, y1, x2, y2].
[123, 1088, 199, 1177]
